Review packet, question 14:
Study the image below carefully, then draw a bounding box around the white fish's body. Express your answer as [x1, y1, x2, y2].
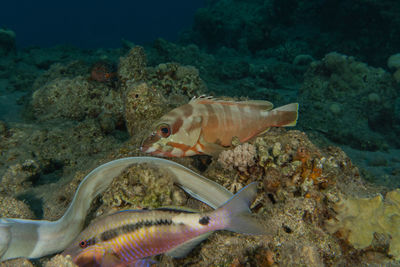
[141, 96, 298, 157]
[63, 183, 265, 266]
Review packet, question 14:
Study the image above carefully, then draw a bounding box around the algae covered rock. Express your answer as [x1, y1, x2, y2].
[0, 195, 35, 219]
[31, 76, 124, 123]
[146, 62, 206, 98]
[44, 254, 77, 267]
[118, 46, 147, 83]
[100, 163, 187, 212]
[124, 81, 167, 137]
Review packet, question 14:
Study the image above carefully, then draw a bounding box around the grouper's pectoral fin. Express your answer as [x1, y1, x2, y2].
[166, 232, 212, 258]
[198, 135, 227, 157]
[201, 142, 226, 157]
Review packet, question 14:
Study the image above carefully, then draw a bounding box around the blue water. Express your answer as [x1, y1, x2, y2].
[0, 0, 204, 48]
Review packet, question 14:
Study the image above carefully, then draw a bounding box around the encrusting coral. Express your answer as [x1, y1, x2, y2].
[326, 189, 400, 260]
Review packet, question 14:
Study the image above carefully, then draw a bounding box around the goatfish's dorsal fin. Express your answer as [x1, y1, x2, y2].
[165, 232, 212, 258]
[190, 96, 274, 111]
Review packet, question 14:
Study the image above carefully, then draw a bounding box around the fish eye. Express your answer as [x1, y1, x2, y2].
[79, 240, 88, 248]
[157, 124, 171, 138]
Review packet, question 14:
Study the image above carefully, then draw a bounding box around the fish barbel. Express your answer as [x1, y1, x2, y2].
[140, 96, 298, 157]
[63, 182, 265, 266]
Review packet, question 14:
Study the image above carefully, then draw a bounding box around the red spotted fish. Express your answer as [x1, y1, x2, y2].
[140, 96, 298, 157]
[62, 183, 264, 267]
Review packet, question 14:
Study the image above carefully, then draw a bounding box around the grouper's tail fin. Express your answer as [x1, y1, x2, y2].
[216, 182, 266, 235]
[262, 103, 299, 128]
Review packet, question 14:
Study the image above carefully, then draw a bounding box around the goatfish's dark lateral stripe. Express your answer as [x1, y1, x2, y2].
[100, 219, 173, 242]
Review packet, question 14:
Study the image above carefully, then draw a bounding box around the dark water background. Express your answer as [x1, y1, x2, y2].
[0, 0, 204, 48]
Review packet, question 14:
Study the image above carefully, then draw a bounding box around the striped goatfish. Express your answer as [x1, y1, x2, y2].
[140, 96, 298, 157]
[63, 183, 265, 267]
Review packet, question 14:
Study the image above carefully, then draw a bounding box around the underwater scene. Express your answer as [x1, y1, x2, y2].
[1, 0, 400, 266]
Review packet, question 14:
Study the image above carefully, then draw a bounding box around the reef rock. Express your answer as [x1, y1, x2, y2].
[299, 52, 399, 151]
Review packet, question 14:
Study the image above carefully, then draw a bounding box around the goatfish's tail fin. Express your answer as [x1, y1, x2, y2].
[215, 182, 267, 235]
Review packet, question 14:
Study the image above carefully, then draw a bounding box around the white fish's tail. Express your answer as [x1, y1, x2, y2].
[214, 182, 266, 235]
[263, 103, 299, 127]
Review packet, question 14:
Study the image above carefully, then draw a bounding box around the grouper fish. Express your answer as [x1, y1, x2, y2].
[141, 96, 298, 157]
[62, 182, 265, 266]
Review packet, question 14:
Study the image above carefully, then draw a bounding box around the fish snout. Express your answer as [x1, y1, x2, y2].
[140, 133, 161, 154]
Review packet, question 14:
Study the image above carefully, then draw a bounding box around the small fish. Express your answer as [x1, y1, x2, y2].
[141, 96, 298, 157]
[90, 61, 118, 83]
[62, 182, 265, 267]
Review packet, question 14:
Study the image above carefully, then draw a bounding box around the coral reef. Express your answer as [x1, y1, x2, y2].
[1, 36, 400, 266]
[199, 128, 393, 266]
[0, 125, 396, 266]
[299, 52, 399, 150]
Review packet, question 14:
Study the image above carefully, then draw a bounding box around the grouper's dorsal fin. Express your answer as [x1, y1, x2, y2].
[244, 100, 274, 110]
[190, 96, 274, 110]
[166, 232, 212, 258]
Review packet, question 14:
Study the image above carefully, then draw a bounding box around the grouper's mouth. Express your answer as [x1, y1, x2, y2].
[140, 144, 174, 157]
[140, 134, 171, 157]
[140, 132, 160, 153]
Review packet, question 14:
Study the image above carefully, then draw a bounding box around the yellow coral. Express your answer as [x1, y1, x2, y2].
[326, 189, 400, 259]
